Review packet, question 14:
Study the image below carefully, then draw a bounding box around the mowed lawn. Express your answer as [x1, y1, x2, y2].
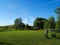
[0, 30, 60, 45]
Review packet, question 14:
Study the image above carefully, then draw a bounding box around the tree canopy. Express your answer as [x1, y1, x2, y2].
[55, 7, 60, 30]
[14, 18, 25, 30]
[48, 16, 56, 29]
[33, 17, 46, 30]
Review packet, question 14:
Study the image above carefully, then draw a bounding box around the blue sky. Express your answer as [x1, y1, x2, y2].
[0, 0, 60, 26]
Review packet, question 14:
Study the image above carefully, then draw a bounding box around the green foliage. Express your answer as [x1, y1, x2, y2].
[56, 15, 60, 29]
[0, 26, 8, 32]
[14, 18, 25, 30]
[51, 33, 56, 38]
[48, 16, 56, 29]
[55, 7, 60, 14]
[0, 28, 7, 32]
[25, 24, 33, 30]
[21, 23, 25, 30]
[44, 19, 49, 29]
[33, 17, 46, 29]
[55, 7, 60, 30]
[0, 26, 16, 32]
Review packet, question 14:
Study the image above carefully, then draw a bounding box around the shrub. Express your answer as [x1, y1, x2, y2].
[51, 33, 56, 38]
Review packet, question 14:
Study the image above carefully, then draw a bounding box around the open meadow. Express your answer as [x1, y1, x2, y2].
[0, 0, 60, 45]
[0, 30, 60, 45]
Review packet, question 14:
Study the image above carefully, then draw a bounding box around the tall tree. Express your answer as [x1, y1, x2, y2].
[48, 16, 56, 38]
[48, 16, 56, 29]
[55, 7, 60, 30]
[44, 19, 49, 38]
[33, 17, 46, 30]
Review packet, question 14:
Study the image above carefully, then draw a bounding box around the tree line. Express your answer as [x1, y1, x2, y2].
[14, 16, 55, 30]
[0, 7, 60, 31]
[14, 7, 60, 31]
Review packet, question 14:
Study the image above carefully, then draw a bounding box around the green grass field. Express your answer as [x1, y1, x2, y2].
[0, 30, 60, 45]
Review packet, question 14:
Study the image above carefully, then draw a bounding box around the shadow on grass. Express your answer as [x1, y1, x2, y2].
[56, 37, 60, 39]
[0, 42, 13, 45]
[45, 36, 60, 39]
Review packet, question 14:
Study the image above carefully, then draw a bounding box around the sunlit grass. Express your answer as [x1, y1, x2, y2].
[0, 30, 60, 45]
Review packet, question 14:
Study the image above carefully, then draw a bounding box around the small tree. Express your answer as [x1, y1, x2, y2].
[14, 18, 25, 30]
[21, 23, 25, 30]
[44, 19, 49, 38]
[25, 24, 32, 30]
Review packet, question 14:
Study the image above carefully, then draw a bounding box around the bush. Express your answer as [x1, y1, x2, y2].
[0, 28, 8, 32]
[56, 29, 60, 33]
[51, 33, 56, 38]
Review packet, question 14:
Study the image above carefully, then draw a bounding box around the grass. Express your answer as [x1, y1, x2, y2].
[0, 30, 60, 45]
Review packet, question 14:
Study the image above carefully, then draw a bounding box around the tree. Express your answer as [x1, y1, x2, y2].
[21, 23, 25, 30]
[44, 19, 49, 29]
[55, 7, 60, 30]
[25, 24, 32, 30]
[44, 19, 49, 38]
[14, 18, 25, 30]
[48, 16, 56, 38]
[33, 17, 46, 30]
[48, 16, 56, 30]
[44, 17, 56, 38]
